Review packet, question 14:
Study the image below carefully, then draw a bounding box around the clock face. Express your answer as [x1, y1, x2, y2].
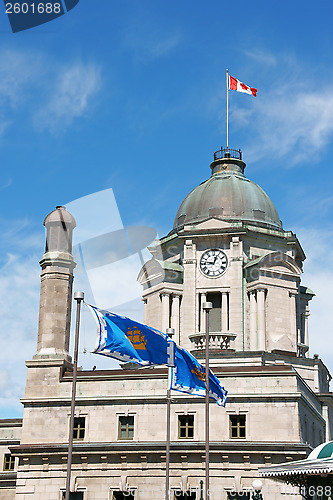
[200, 249, 228, 277]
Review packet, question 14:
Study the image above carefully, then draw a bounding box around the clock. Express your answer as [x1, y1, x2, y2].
[200, 249, 228, 277]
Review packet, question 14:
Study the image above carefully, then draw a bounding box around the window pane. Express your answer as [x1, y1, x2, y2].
[230, 415, 246, 439]
[119, 416, 134, 440]
[62, 493, 84, 499]
[73, 417, 85, 440]
[207, 292, 222, 332]
[113, 492, 135, 500]
[3, 454, 14, 471]
[239, 426, 246, 438]
[178, 415, 194, 439]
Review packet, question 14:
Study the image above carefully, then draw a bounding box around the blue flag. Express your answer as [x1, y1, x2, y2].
[171, 345, 228, 406]
[87, 304, 174, 366]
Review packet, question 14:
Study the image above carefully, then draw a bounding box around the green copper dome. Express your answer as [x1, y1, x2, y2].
[174, 152, 282, 231]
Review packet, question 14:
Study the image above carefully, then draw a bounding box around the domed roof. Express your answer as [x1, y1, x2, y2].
[44, 206, 76, 228]
[174, 151, 282, 231]
[308, 441, 333, 460]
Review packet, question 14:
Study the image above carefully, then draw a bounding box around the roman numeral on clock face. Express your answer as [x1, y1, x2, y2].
[199, 249, 228, 278]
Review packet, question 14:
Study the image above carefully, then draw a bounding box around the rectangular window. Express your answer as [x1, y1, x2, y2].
[229, 415, 246, 439]
[227, 493, 249, 500]
[178, 415, 194, 439]
[3, 453, 15, 471]
[118, 416, 134, 440]
[206, 292, 222, 332]
[113, 493, 135, 500]
[62, 493, 84, 499]
[73, 417, 85, 440]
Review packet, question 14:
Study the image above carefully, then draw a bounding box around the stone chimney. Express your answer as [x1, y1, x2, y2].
[34, 206, 76, 361]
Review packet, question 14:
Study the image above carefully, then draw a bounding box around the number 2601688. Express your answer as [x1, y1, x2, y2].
[5, 3, 62, 14]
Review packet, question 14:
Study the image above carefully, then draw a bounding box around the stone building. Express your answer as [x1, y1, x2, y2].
[0, 148, 332, 499]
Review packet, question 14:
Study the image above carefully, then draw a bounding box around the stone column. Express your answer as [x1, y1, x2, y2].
[322, 405, 331, 441]
[304, 306, 310, 357]
[257, 288, 266, 351]
[289, 290, 297, 352]
[221, 292, 228, 332]
[195, 292, 200, 333]
[171, 294, 181, 343]
[143, 298, 148, 324]
[200, 292, 207, 333]
[161, 292, 170, 333]
[249, 291, 257, 351]
[35, 206, 76, 361]
[181, 239, 197, 350]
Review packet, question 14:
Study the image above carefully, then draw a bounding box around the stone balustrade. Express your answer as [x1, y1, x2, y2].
[189, 332, 237, 351]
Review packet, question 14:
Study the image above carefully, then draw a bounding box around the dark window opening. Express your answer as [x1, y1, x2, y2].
[229, 415, 246, 439]
[178, 415, 194, 439]
[73, 417, 85, 440]
[206, 292, 222, 332]
[118, 416, 134, 440]
[3, 453, 15, 471]
[113, 492, 135, 500]
[62, 492, 84, 499]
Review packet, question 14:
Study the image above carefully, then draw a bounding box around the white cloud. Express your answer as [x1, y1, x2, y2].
[0, 49, 43, 107]
[123, 24, 180, 64]
[0, 250, 40, 417]
[232, 85, 333, 165]
[242, 49, 277, 66]
[36, 63, 101, 134]
[0, 48, 101, 138]
[217, 53, 333, 166]
[295, 227, 333, 373]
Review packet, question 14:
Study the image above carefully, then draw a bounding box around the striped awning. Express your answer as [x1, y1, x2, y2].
[259, 457, 333, 478]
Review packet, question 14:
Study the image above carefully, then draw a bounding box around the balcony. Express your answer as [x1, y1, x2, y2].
[213, 147, 242, 161]
[189, 332, 237, 352]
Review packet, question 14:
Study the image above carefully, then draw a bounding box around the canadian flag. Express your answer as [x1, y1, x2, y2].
[228, 75, 257, 97]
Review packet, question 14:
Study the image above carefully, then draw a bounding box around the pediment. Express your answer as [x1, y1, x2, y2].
[192, 218, 231, 231]
[137, 258, 183, 287]
[245, 252, 302, 276]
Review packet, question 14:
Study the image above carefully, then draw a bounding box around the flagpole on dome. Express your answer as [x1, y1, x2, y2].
[203, 301, 213, 500]
[65, 291, 84, 500]
[165, 328, 175, 500]
[226, 69, 229, 150]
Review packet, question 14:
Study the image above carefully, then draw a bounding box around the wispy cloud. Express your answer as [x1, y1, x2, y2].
[0, 49, 43, 108]
[243, 49, 277, 66]
[0, 48, 102, 138]
[220, 54, 333, 165]
[122, 20, 181, 64]
[294, 227, 333, 369]
[35, 63, 101, 134]
[0, 250, 40, 417]
[0, 215, 44, 417]
[246, 88, 333, 163]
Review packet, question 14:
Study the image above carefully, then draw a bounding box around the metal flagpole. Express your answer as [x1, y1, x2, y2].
[65, 291, 84, 500]
[166, 369, 171, 500]
[203, 301, 212, 500]
[226, 69, 229, 149]
[165, 328, 175, 500]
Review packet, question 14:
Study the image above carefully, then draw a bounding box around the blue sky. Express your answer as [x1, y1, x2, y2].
[1, 0, 333, 417]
